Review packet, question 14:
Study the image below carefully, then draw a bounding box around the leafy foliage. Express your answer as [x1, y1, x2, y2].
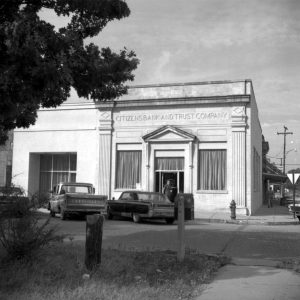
[0, 0, 139, 143]
[0, 212, 62, 260]
[0, 186, 62, 260]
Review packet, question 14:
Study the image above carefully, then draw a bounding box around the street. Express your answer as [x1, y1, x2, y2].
[49, 214, 300, 261]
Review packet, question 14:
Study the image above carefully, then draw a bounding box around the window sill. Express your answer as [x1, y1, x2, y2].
[196, 190, 228, 194]
[114, 188, 139, 192]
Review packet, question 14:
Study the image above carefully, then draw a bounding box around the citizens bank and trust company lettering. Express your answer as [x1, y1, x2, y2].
[115, 112, 229, 122]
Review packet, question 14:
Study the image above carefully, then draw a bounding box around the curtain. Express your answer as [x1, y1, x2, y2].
[116, 151, 142, 189]
[198, 150, 226, 190]
[39, 172, 52, 194]
[155, 157, 184, 170]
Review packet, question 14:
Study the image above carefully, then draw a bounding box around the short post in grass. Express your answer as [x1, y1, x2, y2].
[177, 195, 185, 262]
[85, 214, 104, 271]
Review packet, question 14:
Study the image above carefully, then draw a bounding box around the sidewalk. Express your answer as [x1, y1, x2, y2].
[192, 202, 299, 225]
[197, 259, 300, 300]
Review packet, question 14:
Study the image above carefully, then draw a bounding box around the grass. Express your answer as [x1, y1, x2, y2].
[0, 242, 228, 300]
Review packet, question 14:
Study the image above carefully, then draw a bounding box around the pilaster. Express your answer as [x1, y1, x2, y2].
[231, 106, 248, 214]
[189, 141, 193, 193]
[145, 141, 150, 190]
[98, 109, 113, 198]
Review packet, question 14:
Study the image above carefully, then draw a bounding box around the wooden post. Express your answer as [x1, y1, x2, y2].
[177, 195, 185, 262]
[85, 214, 104, 271]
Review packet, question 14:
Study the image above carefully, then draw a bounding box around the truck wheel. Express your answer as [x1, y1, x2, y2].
[165, 218, 175, 224]
[132, 214, 141, 223]
[50, 209, 55, 217]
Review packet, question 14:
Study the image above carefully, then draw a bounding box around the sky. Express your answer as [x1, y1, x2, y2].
[42, 0, 300, 171]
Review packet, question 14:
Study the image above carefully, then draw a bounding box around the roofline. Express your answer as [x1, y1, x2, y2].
[129, 79, 252, 89]
[58, 182, 93, 186]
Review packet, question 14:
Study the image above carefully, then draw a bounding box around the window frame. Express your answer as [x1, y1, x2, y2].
[115, 150, 142, 190]
[39, 153, 77, 194]
[197, 149, 227, 192]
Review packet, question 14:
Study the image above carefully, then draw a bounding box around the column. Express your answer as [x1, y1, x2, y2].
[145, 142, 150, 190]
[189, 141, 193, 193]
[231, 106, 247, 213]
[98, 109, 113, 198]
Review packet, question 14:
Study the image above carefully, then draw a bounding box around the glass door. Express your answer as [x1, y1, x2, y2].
[155, 171, 184, 193]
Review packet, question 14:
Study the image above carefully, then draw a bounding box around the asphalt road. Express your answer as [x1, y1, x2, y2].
[47, 213, 300, 261]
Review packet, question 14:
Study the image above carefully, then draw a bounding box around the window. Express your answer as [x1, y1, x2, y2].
[39, 153, 77, 194]
[253, 148, 260, 191]
[198, 150, 227, 190]
[115, 151, 142, 189]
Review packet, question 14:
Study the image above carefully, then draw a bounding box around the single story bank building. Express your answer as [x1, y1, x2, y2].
[12, 80, 263, 216]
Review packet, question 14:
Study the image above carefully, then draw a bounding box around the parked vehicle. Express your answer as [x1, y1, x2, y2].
[288, 204, 300, 221]
[107, 191, 175, 224]
[0, 186, 29, 217]
[48, 182, 107, 220]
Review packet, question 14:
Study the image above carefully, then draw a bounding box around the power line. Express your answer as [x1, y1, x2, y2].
[277, 125, 293, 174]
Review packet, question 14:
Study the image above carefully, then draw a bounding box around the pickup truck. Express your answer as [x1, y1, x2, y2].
[48, 182, 107, 220]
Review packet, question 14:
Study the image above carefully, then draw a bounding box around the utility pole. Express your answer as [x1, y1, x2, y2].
[277, 126, 293, 199]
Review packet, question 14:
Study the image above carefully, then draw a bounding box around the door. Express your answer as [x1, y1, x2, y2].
[155, 171, 184, 193]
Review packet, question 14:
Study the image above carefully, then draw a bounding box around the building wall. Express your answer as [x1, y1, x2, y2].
[97, 80, 260, 215]
[12, 102, 100, 196]
[249, 83, 263, 214]
[12, 80, 263, 215]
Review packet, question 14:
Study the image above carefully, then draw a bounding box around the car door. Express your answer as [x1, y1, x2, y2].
[122, 192, 139, 213]
[109, 192, 128, 213]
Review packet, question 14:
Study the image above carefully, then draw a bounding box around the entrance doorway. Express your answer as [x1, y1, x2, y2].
[155, 171, 184, 193]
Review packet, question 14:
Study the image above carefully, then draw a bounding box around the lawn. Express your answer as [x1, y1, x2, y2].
[0, 241, 228, 300]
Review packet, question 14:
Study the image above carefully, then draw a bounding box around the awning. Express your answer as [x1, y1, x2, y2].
[263, 172, 287, 183]
[263, 158, 287, 183]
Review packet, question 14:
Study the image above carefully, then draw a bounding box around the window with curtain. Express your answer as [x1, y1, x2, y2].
[155, 157, 184, 171]
[39, 153, 77, 194]
[198, 150, 227, 190]
[115, 151, 142, 189]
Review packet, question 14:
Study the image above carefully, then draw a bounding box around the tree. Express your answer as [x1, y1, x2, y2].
[0, 0, 139, 144]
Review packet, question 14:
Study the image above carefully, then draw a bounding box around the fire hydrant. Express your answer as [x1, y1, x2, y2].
[229, 200, 236, 220]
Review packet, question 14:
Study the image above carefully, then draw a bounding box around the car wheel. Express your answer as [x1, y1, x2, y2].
[60, 209, 66, 220]
[107, 210, 114, 220]
[132, 213, 141, 223]
[165, 218, 175, 224]
[50, 209, 55, 217]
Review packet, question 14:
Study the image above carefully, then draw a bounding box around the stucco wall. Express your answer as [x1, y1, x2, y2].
[249, 83, 263, 214]
[11, 80, 263, 215]
[12, 103, 100, 195]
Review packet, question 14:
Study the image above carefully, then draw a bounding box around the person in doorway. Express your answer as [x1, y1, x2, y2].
[267, 187, 274, 208]
[163, 179, 177, 202]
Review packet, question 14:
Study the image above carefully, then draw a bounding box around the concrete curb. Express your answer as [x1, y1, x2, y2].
[37, 208, 299, 226]
[186, 218, 300, 226]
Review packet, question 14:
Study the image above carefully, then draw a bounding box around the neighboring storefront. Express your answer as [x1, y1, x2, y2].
[12, 80, 263, 216]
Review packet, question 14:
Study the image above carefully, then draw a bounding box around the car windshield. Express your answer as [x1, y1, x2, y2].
[120, 192, 170, 203]
[0, 187, 23, 196]
[61, 185, 91, 194]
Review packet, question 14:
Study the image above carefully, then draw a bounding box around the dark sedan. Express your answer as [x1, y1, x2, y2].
[107, 191, 175, 224]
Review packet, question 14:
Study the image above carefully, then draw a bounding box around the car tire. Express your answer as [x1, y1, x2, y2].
[165, 218, 175, 224]
[60, 209, 66, 220]
[50, 209, 55, 217]
[132, 213, 141, 223]
[107, 210, 114, 220]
